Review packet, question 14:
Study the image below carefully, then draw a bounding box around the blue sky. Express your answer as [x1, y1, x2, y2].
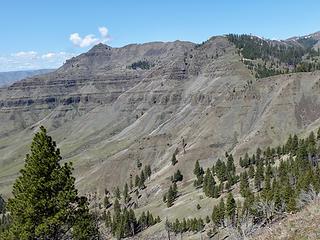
[1, 0, 320, 71]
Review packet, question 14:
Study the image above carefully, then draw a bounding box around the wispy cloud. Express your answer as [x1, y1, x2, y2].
[11, 51, 38, 58]
[0, 51, 76, 72]
[70, 26, 111, 48]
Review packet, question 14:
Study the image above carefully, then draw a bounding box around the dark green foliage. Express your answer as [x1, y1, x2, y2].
[104, 195, 111, 209]
[123, 183, 130, 204]
[254, 162, 264, 191]
[133, 169, 147, 190]
[248, 165, 255, 179]
[226, 193, 236, 225]
[212, 198, 225, 227]
[203, 168, 218, 197]
[139, 170, 146, 189]
[129, 60, 153, 70]
[2, 126, 99, 239]
[227, 34, 304, 64]
[240, 171, 250, 197]
[193, 160, 204, 187]
[109, 204, 160, 239]
[240, 152, 250, 168]
[227, 154, 236, 175]
[168, 217, 205, 234]
[227, 34, 320, 79]
[171, 169, 183, 183]
[0, 196, 5, 214]
[165, 183, 178, 208]
[215, 159, 227, 182]
[171, 153, 178, 166]
[144, 165, 152, 179]
[136, 159, 142, 169]
[115, 186, 121, 199]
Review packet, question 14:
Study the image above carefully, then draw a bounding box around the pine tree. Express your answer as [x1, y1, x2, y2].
[193, 160, 202, 177]
[227, 154, 236, 175]
[240, 171, 249, 197]
[104, 195, 111, 209]
[4, 126, 98, 239]
[317, 127, 320, 140]
[203, 168, 215, 197]
[139, 170, 146, 189]
[115, 186, 121, 199]
[215, 159, 227, 182]
[135, 175, 140, 188]
[123, 183, 129, 204]
[144, 165, 152, 179]
[105, 210, 112, 228]
[171, 153, 178, 166]
[193, 160, 204, 187]
[167, 186, 175, 208]
[254, 163, 264, 191]
[256, 147, 262, 162]
[0, 195, 5, 214]
[248, 164, 255, 179]
[226, 193, 236, 226]
[129, 175, 133, 190]
[113, 198, 121, 217]
[212, 205, 220, 226]
[218, 198, 225, 226]
[172, 169, 183, 182]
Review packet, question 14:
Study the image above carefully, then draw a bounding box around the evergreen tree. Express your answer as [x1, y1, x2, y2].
[203, 168, 216, 197]
[219, 198, 225, 226]
[139, 170, 146, 189]
[171, 169, 183, 183]
[144, 165, 152, 179]
[0, 195, 5, 214]
[129, 175, 133, 190]
[193, 160, 204, 187]
[240, 171, 249, 197]
[135, 175, 140, 188]
[226, 193, 236, 226]
[256, 147, 262, 162]
[171, 153, 178, 166]
[215, 159, 227, 182]
[193, 160, 202, 177]
[226, 154, 236, 175]
[115, 186, 121, 199]
[113, 198, 121, 218]
[104, 195, 111, 209]
[123, 183, 129, 204]
[167, 186, 175, 208]
[254, 163, 264, 191]
[4, 126, 98, 239]
[248, 164, 255, 179]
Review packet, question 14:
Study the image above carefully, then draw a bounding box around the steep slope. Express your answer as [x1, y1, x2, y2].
[1, 34, 320, 202]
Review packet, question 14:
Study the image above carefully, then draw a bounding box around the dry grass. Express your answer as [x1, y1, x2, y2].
[251, 200, 320, 240]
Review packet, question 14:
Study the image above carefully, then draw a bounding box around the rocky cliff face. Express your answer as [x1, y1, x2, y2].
[1, 36, 320, 197]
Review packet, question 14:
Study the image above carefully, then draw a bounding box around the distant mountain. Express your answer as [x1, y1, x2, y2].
[0, 69, 54, 87]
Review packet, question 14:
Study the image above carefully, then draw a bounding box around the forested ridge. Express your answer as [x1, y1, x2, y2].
[227, 34, 320, 78]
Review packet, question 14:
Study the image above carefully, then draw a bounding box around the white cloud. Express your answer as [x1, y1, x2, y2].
[70, 26, 111, 48]
[0, 51, 77, 71]
[41, 52, 55, 59]
[12, 51, 38, 58]
[99, 26, 109, 38]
